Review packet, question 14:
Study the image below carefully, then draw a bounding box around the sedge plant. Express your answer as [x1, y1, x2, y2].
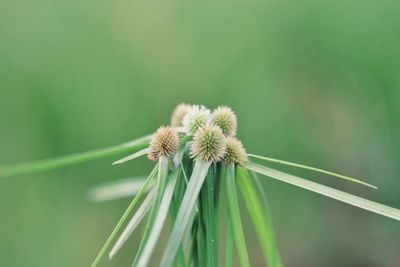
[1, 104, 400, 267]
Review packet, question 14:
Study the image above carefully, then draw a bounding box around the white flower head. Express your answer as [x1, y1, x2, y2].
[182, 105, 212, 133]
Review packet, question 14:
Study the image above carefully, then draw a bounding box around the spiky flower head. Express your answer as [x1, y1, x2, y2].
[171, 103, 192, 127]
[191, 124, 226, 162]
[182, 105, 211, 133]
[148, 126, 180, 161]
[223, 137, 248, 165]
[211, 106, 237, 136]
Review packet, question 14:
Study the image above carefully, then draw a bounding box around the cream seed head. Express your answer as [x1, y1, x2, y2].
[190, 124, 226, 162]
[171, 103, 192, 127]
[211, 106, 237, 136]
[148, 126, 180, 161]
[182, 105, 211, 133]
[223, 137, 248, 165]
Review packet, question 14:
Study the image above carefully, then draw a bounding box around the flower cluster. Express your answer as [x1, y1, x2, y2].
[148, 103, 247, 165]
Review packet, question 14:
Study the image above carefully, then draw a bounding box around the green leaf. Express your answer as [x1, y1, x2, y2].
[247, 154, 377, 189]
[245, 161, 400, 221]
[0, 135, 150, 178]
[113, 148, 149, 165]
[90, 165, 157, 267]
[109, 188, 155, 259]
[237, 167, 282, 267]
[160, 160, 211, 267]
[132, 156, 170, 267]
[225, 163, 250, 267]
[88, 177, 149, 202]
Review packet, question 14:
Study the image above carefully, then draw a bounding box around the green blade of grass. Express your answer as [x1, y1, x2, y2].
[225, 163, 250, 267]
[0, 135, 150, 178]
[134, 146, 186, 267]
[88, 177, 149, 202]
[225, 219, 233, 267]
[90, 165, 157, 267]
[113, 148, 149, 165]
[202, 165, 218, 267]
[160, 160, 211, 267]
[132, 156, 169, 267]
[247, 154, 377, 189]
[245, 161, 400, 221]
[237, 167, 282, 267]
[109, 188, 155, 259]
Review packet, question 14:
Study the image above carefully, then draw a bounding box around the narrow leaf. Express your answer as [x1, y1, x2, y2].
[113, 148, 149, 165]
[225, 163, 250, 267]
[88, 177, 148, 202]
[237, 167, 282, 267]
[0, 135, 150, 178]
[245, 161, 400, 221]
[109, 189, 155, 259]
[247, 154, 377, 189]
[160, 160, 211, 267]
[90, 165, 157, 267]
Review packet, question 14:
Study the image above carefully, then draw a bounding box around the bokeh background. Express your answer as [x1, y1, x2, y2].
[1, 0, 399, 266]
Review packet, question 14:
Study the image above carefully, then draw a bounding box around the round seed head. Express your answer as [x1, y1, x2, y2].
[182, 105, 211, 133]
[148, 126, 180, 161]
[223, 137, 248, 165]
[211, 106, 237, 136]
[171, 103, 192, 127]
[191, 124, 226, 162]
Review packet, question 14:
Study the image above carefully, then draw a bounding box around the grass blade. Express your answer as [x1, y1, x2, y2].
[160, 160, 211, 267]
[134, 148, 186, 267]
[225, 219, 233, 267]
[90, 165, 157, 267]
[202, 166, 218, 267]
[247, 154, 377, 189]
[132, 156, 170, 267]
[237, 167, 282, 267]
[0, 135, 150, 178]
[109, 188, 155, 259]
[88, 177, 149, 202]
[113, 148, 149, 165]
[245, 161, 400, 221]
[225, 163, 250, 267]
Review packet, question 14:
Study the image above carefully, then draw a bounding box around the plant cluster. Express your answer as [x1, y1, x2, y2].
[0, 104, 399, 267]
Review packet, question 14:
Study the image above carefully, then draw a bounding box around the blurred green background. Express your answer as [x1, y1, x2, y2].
[1, 0, 399, 266]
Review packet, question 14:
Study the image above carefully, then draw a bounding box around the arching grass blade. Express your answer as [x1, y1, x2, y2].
[90, 165, 157, 267]
[237, 167, 282, 267]
[113, 148, 149, 165]
[160, 160, 211, 267]
[0, 135, 150, 178]
[247, 154, 377, 189]
[225, 163, 250, 267]
[245, 161, 400, 221]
